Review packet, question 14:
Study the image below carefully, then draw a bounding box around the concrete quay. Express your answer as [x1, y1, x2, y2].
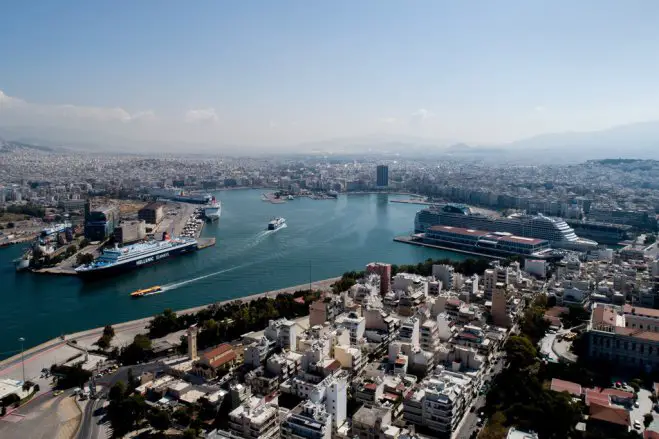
[0, 276, 340, 379]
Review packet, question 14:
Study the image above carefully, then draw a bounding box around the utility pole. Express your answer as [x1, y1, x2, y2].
[18, 337, 25, 383]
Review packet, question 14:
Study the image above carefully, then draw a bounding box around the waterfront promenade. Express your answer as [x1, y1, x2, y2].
[0, 276, 339, 381]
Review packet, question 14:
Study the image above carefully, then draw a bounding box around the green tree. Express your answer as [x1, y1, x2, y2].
[79, 238, 89, 248]
[106, 381, 147, 438]
[505, 335, 537, 369]
[148, 408, 171, 432]
[645, 413, 653, 428]
[96, 325, 115, 349]
[118, 334, 152, 365]
[183, 428, 198, 439]
[50, 364, 92, 389]
[103, 325, 115, 338]
[108, 381, 126, 403]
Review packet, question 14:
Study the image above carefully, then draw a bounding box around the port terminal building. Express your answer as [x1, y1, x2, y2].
[421, 225, 551, 258]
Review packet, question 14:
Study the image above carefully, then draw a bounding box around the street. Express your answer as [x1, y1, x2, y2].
[454, 353, 507, 439]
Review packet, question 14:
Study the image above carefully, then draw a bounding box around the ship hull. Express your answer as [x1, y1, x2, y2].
[204, 208, 221, 222]
[76, 243, 198, 281]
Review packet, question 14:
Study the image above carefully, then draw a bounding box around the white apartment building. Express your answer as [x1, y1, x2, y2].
[335, 311, 366, 345]
[432, 264, 455, 291]
[265, 318, 298, 350]
[397, 317, 420, 349]
[403, 370, 474, 436]
[228, 398, 279, 439]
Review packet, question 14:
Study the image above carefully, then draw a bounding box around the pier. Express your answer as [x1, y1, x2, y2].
[393, 235, 503, 260]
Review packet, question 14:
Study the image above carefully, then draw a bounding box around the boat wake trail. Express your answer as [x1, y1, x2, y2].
[244, 224, 287, 248]
[162, 262, 253, 291]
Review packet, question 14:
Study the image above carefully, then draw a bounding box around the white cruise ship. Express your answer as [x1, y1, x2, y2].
[415, 204, 598, 251]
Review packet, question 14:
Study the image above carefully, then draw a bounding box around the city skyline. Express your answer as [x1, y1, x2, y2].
[2, 1, 659, 152]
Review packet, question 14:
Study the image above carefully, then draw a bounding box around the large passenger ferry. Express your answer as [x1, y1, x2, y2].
[204, 196, 222, 222]
[414, 204, 598, 251]
[268, 217, 286, 231]
[75, 232, 198, 280]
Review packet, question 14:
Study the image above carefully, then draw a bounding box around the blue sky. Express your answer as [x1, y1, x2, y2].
[1, 1, 659, 149]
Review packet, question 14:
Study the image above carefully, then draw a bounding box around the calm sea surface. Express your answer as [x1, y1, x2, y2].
[0, 190, 468, 358]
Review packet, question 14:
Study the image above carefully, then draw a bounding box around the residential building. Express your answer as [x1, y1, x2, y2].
[336, 312, 366, 345]
[310, 295, 344, 327]
[228, 397, 279, 439]
[491, 284, 512, 328]
[397, 317, 420, 350]
[433, 265, 455, 291]
[265, 318, 298, 350]
[367, 262, 392, 296]
[402, 370, 473, 436]
[280, 401, 331, 439]
[352, 406, 394, 439]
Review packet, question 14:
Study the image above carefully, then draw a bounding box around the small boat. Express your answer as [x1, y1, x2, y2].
[130, 286, 163, 298]
[268, 217, 286, 231]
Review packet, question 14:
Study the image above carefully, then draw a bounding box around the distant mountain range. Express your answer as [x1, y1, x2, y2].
[1, 120, 659, 162]
[0, 138, 55, 153]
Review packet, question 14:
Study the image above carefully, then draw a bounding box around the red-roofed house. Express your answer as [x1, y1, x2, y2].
[591, 387, 635, 405]
[588, 402, 630, 435]
[550, 378, 582, 397]
[585, 390, 611, 407]
[193, 343, 237, 378]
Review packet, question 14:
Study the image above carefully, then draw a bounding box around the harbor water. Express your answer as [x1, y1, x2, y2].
[0, 190, 468, 358]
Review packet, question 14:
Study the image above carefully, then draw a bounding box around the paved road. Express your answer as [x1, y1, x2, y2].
[454, 354, 506, 439]
[77, 397, 108, 439]
[77, 362, 166, 439]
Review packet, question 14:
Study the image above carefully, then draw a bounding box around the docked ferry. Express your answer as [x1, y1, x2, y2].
[204, 196, 222, 222]
[131, 286, 163, 298]
[268, 217, 286, 231]
[75, 232, 198, 280]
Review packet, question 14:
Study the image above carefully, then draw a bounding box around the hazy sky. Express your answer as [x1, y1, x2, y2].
[2, 1, 659, 148]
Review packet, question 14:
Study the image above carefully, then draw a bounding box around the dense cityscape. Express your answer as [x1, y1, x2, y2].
[4, 2, 659, 439]
[1, 140, 659, 439]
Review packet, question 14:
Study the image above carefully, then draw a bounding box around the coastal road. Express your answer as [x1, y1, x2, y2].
[1, 276, 339, 384]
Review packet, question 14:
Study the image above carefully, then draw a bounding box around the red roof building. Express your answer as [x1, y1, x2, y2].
[200, 343, 237, 369]
[550, 378, 582, 397]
